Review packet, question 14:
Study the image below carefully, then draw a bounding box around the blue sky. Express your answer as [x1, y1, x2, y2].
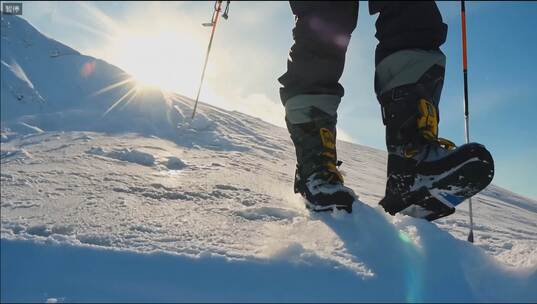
[16, 1, 537, 199]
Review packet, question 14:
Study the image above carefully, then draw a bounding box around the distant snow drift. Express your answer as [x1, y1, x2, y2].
[1, 15, 537, 302]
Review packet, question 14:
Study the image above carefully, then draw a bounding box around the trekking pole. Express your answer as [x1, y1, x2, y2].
[461, 0, 475, 243]
[191, 1, 230, 119]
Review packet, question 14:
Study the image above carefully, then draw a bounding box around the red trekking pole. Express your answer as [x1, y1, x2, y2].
[461, 0, 475, 243]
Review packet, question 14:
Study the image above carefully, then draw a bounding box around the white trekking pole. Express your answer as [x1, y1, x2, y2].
[191, 1, 230, 119]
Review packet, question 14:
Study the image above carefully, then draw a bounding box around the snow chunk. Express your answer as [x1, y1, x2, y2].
[110, 149, 155, 166]
[189, 113, 216, 131]
[215, 184, 240, 191]
[77, 233, 116, 247]
[86, 146, 106, 156]
[165, 156, 187, 170]
[235, 207, 300, 221]
[26, 224, 53, 237]
[87, 147, 155, 166]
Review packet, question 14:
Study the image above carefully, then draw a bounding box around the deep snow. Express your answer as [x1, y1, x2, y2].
[1, 15, 537, 302]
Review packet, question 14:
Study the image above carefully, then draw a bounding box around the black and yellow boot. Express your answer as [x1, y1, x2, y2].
[375, 50, 494, 221]
[285, 94, 356, 212]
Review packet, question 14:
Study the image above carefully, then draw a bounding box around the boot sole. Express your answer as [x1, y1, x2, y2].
[305, 200, 353, 213]
[302, 190, 355, 213]
[381, 143, 494, 221]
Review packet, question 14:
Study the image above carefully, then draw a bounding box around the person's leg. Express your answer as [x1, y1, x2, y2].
[370, 0, 447, 153]
[279, 1, 358, 103]
[369, 1, 493, 220]
[279, 1, 358, 211]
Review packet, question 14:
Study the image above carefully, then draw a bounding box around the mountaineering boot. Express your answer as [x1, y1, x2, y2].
[285, 95, 356, 212]
[381, 140, 494, 221]
[375, 50, 494, 221]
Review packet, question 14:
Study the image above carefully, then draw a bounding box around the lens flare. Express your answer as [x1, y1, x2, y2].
[81, 60, 96, 77]
[398, 229, 424, 302]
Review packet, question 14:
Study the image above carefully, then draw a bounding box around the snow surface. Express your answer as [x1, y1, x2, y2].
[1, 15, 537, 302]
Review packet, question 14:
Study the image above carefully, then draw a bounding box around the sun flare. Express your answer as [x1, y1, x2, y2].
[75, 2, 229, 115]
[110, 29, 205, 94]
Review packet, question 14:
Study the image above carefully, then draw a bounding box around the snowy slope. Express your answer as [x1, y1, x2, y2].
[1, 15, 537, 302]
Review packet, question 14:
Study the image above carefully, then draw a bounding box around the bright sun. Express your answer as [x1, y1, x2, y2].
[112, 30, 205, 94]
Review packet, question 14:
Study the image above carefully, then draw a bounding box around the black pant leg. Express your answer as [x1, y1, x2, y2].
[278, 1, 358, 104]
[369, 1, 447, 66]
